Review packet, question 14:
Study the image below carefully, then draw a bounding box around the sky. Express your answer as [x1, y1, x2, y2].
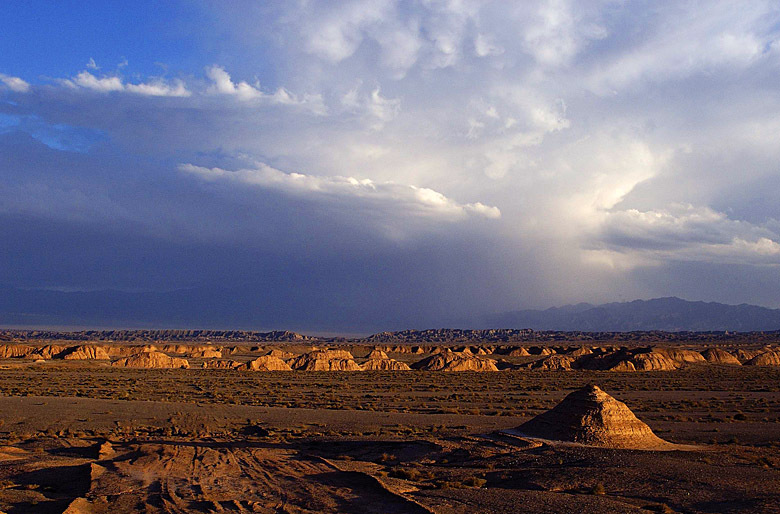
[1, 1, 780, 330]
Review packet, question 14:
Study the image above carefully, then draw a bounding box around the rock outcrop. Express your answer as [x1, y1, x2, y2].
[702, 348, 741, 365]
[654, 348, 706, 364]
[366, 349, 389, 360]
[103, 345, 157, 358]
[39, 345, 69, 359]
[0, 344, 36, 358]
[244, 355, 293, 371]
[514, 384, 671, 449]
[411, 352, 499, 372]
[734, 349, 764, 362]
[360, 348, 411, 370]
[360, 358, 412, 371]
[507, 347, 530, 357]
[569, 347, 593, 357]
[606, 360, 637, 372]
[191, 348, 222, 359]
[160, 344, 219, 355]
[288, 350, 361, 371]
[267, 349, 295, 360]
[202, 359, 244, 369]
[529, 355, 576, 371]
[630, 352, 679, 371]
[63, 345, 111, 360]
[111, 351, 189, 369]
[744, 350, 780, 366]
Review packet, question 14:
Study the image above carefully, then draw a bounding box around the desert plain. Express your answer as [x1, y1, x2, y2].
[0, 329, 778, 514]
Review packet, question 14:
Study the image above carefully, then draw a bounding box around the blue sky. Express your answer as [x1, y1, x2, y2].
[1, 2, 203, 78]
[2, 1, 780, 329]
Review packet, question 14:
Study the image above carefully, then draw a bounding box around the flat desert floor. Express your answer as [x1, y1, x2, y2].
[0, 360, 779, 513]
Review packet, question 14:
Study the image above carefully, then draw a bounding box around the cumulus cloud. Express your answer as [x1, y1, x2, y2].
[205, 65, 326, 114]
[584, 2, 779, 93]
[474, 33, 504, 57]
[341, 84, 400, 129]
[63, 71, 191, 97]
[288, 0, 491, 76]
[206, 65, 261, 99]
[42, 65, 327, 112]
[594, 204, 780, 265]
[523, 0, 583, 66]
[301, 1, 390, 63]
[179, 162, 500, 221]
[0, 73, 30, 93]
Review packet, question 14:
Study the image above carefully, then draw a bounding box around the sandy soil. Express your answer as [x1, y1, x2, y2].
[0, 390, 778, 514]
[0, 353, 779, 513]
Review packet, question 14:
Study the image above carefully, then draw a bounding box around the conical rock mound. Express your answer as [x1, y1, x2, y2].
[366, 349, 389, 360]
[507, 347, 530, 357]
[515, 385, 671, 449]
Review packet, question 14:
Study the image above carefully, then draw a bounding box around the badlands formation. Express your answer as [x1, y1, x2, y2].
[0, 340, 778, 372]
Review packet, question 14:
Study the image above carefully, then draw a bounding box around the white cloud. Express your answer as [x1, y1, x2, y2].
[595, 204, 780, 265]
[302, 1, 390, 62]
[523, 0, 577, 66]
[72, 72, 124, 92]
[124, 80, 190, 97]
[584, 2, 778, 93]
[206, 65, 261, 99]
[205, 65, 326, 114]
[366, 88, 400, 128]
[475, 33, 504, 57]
[291, 0, 487, 75]
[340, 84, 400, 129]
[0, 73, 31, 93]
[179, 162, 500, 221]
[86, 58, 99, 70]
[64, 71, 191, 97]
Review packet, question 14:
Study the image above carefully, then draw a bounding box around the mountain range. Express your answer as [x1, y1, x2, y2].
[2, 285, 780, 332]
[484, 297, 780, 332]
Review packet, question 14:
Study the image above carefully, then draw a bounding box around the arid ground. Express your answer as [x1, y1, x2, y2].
[0, 335, 779, 513]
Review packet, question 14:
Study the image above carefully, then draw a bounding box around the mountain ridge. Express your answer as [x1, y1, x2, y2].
[2, 285, 780, 332]
[486, 296, 780, 332]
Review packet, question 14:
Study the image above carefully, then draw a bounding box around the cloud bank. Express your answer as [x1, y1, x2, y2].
[179, 163, 500, 221]
[62, 71, 191, 97]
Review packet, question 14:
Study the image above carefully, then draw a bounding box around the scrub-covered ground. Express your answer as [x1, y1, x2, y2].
[0, 355, 778, 513]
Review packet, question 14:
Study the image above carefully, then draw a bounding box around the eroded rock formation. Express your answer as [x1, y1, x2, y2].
[514, 384, 672, 449]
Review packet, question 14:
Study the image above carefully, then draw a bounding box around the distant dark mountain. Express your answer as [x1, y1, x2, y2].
[2, 285, 780, 332]
[486, 297, 780, 332]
